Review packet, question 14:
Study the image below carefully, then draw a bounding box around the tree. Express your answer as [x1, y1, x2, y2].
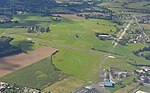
[40, 27, 45, 33]
[119, 39, 127, 46]
[46, 27, 50, 32]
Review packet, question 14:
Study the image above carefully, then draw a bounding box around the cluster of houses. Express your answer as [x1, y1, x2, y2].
[134, 66, 150, 85]
[112, 14, 133, 20]
[112, 13, 150, 24]
[127, 29, 142, 34]
[136, 16, 150, 24]
[127, 35, 150, 44]
[103, 68, 129, 88]
[0, 82, 41, 93]
[28, 26, 50, 33]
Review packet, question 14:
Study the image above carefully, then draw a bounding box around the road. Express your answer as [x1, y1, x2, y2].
[113, 20, 133, 47]
[133, 16, 150, 42]
[98, 19, 133, 87]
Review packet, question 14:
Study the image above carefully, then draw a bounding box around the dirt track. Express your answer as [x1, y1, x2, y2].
[0, 46, 58, 77]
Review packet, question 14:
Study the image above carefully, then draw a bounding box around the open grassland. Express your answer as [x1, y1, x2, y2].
[0, 58, 64, 89]
[53, 48, 100, 82]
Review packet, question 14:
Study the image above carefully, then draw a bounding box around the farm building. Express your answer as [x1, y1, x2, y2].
[95, 33, 114, 40]
[104, 80, 114, 87]
[118, 72, 129, 78]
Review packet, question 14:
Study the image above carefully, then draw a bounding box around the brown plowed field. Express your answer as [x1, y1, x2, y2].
[0, 46, 58, 77]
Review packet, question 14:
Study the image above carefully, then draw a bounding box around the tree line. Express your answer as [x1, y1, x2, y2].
[133, 46, 150, 60]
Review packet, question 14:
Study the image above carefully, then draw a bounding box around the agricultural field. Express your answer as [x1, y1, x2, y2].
[101, 0, 150, 14]
[0, 58, 65, 89]
[0, 46, 58, 77]
[127, 1, 150, 11]
[43, 77, 84, 93]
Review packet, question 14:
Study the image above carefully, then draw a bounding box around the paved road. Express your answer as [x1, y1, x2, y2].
[133, 16, 150, 42]
[113, 20, 133, 47]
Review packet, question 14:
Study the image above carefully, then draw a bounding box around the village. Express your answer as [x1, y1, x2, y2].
[0, 82, 41, 93]
[71, 66, 150, 93]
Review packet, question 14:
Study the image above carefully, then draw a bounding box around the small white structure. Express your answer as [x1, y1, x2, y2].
[108, 56, 116, 58]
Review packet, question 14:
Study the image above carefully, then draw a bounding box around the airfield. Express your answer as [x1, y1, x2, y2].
[0, 13, 150, 93]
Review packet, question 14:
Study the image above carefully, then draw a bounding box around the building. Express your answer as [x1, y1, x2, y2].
[140, 67, 150, 72]
[118, 72, 129, 78]
[95, 33, 114, 40]
[104, 80, 114, 87]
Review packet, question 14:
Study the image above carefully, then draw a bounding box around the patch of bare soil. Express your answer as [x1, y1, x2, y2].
[0, 46, 58, 77]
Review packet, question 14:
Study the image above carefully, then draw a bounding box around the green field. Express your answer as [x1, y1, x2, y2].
[127, 1, 150, 11]
[0, 58, 64, 89]
[1, 13, 150, 92]
[142, 24, 150, 35]
[101, 0, 150, 13]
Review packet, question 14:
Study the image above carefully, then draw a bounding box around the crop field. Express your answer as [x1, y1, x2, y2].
[0, 58, 64, 89]
[1, 13, 150, 92]
[0, 46, 58, 77]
